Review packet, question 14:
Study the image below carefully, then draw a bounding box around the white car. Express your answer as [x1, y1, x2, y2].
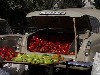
[25, 10, 95, 63]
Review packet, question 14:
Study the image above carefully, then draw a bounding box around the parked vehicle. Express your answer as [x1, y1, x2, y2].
[25, 10, 90, 63]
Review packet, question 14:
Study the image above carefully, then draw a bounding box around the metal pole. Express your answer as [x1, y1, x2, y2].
[73, 18, 77, 59]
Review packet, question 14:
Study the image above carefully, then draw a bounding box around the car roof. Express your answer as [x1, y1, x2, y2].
[26, 8, 100, 21]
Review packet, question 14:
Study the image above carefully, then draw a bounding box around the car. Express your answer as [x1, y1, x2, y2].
[24, 9, 94, 66]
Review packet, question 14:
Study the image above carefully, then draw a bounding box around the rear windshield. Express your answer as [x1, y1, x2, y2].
[27, 16, 91, 34]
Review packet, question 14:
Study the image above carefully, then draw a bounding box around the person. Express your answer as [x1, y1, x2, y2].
[91, 52, 100, 75]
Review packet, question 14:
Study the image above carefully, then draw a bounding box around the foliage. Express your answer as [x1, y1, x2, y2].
[0, 0, 85, 14]
[94, 0, 100, 9]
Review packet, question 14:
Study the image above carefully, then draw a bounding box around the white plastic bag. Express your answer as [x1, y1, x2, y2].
[91, 52, 100, 75]
[3, 63, 28, 75]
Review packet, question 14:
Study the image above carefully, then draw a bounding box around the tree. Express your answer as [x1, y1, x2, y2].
[94, 0, 100, 9]
[64, 0, 85, 8]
